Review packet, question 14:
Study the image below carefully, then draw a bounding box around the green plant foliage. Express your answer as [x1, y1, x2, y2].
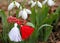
[26, 22, 35, 28]
[30, 7, 36, 26]
[30, 5, 59, 42]
[35, 5, 49, 26]
[0, 10, 8, 43]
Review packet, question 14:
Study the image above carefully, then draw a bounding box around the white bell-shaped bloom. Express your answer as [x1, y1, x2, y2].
[28, 0, 34, 4]
[8, 1, 20, 11]
[8, 2, 15, 11]
[37, 1, 42, 8]
[42, 0, 55, 6]
[21, 9, 28, 20]
[8, 23, 22, 42]
[19, 9, 31, 20]
[15, 1, 20, 8]
[42, 0, 47, 4]
[25, 9, 31, 14]
[29, 0, 42, 8]
[19, 10, 23, 17]
[31, 2, 36, 7]
[48, 0, 55, 6]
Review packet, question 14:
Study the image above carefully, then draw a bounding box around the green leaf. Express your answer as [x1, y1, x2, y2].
[37, 5, 49, 26]
[55, 6, 60, 15]
[45, 13, 58, 24]
[43, 26, 52, 41]
[0, 10, 8, 43]
[16, 10, 20, 18]
[26, 22, 35, 28]
[38, 24, 52, 31]
[38, 24, 53, 41]
[30, 8, 36, 26]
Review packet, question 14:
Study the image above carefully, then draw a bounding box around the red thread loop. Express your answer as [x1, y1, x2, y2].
[7, 16, 23, 25]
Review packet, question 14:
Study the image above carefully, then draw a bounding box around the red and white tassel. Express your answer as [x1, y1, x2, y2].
[8, 23, 22, 42]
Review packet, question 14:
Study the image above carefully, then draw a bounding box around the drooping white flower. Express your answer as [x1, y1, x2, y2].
[8, 23, 22, 42]
[42, 0, 47, 4]
[31, 2, 36, 7]
[8, 2, 15, 11]
[28, 0, 34, 4]
[25, 9, 31, 14]
[47, 0, 55, 6]
[19, 10, 23, 17]
[37, 1, 42, 8]
[29, 0, 42, 8]
[8, 1, 20, 11]
[15, 1, 20, 8]
[19, 9, 31, 20]
[21, 9, 28, 20]
[42, 0, 55, 6]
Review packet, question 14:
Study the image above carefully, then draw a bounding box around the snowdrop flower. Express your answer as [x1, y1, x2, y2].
[15, 1, 20, 8]
[8, 1, 20, 11]
[25, 9, 31, 14]
[37, 1, 42, 8]
[31, 2, 36, 7]
[42, 0, 47, 4]
[28, 0, 34, 4]
[28, 0, 42, 8]
[47, 0, 55, 6]
[42, 0, 55, 6]
[31, 1, 42, 8]
[19, 9, 31, 20]
[8, 23, 22, 42]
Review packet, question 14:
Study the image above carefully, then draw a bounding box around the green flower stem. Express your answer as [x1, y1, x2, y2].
[8, 0, 11, 16]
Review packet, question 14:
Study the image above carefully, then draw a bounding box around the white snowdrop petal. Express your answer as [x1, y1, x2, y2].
[48, 0, 55, 6]
[31, 2, 36, 7]
[42, 0, 47, 4]
[15, 1, 20, 8]
[21, 10, 28, 19]
[19, 10, 23, 17]
[37, 1, 42, 8]
[25, 9, 31, 14]
[28, 0, 34, 4]
[8, 2, 14, 11]
[8, 23, 22, 42]
[30, 0, 34, 3]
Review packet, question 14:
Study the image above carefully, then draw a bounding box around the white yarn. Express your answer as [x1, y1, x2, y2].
[8, 23, 22, 42]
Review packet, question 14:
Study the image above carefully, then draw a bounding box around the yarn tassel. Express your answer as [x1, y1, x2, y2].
[8, 23, 22, 42]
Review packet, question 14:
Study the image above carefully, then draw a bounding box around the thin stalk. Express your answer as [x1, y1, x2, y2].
[8, 0, 11, 16]
[7, 0, 11, 43]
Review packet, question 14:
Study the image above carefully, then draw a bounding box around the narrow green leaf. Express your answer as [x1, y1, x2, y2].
[30, 8, 36, 26]
[26, 22, 35, 28]
[45, 13, 58, 24]
[0, 10, 8, 43]
[38, 24, 52, 31]
[43, 27, 52, 41]
[38, 5, 49, 26]
[38, 24, 53, 42]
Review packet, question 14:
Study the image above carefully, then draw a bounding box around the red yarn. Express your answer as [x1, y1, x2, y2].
[20, 25, 34, 40]
[7, 16, 23, 25]
[7, 16, 17, 23]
